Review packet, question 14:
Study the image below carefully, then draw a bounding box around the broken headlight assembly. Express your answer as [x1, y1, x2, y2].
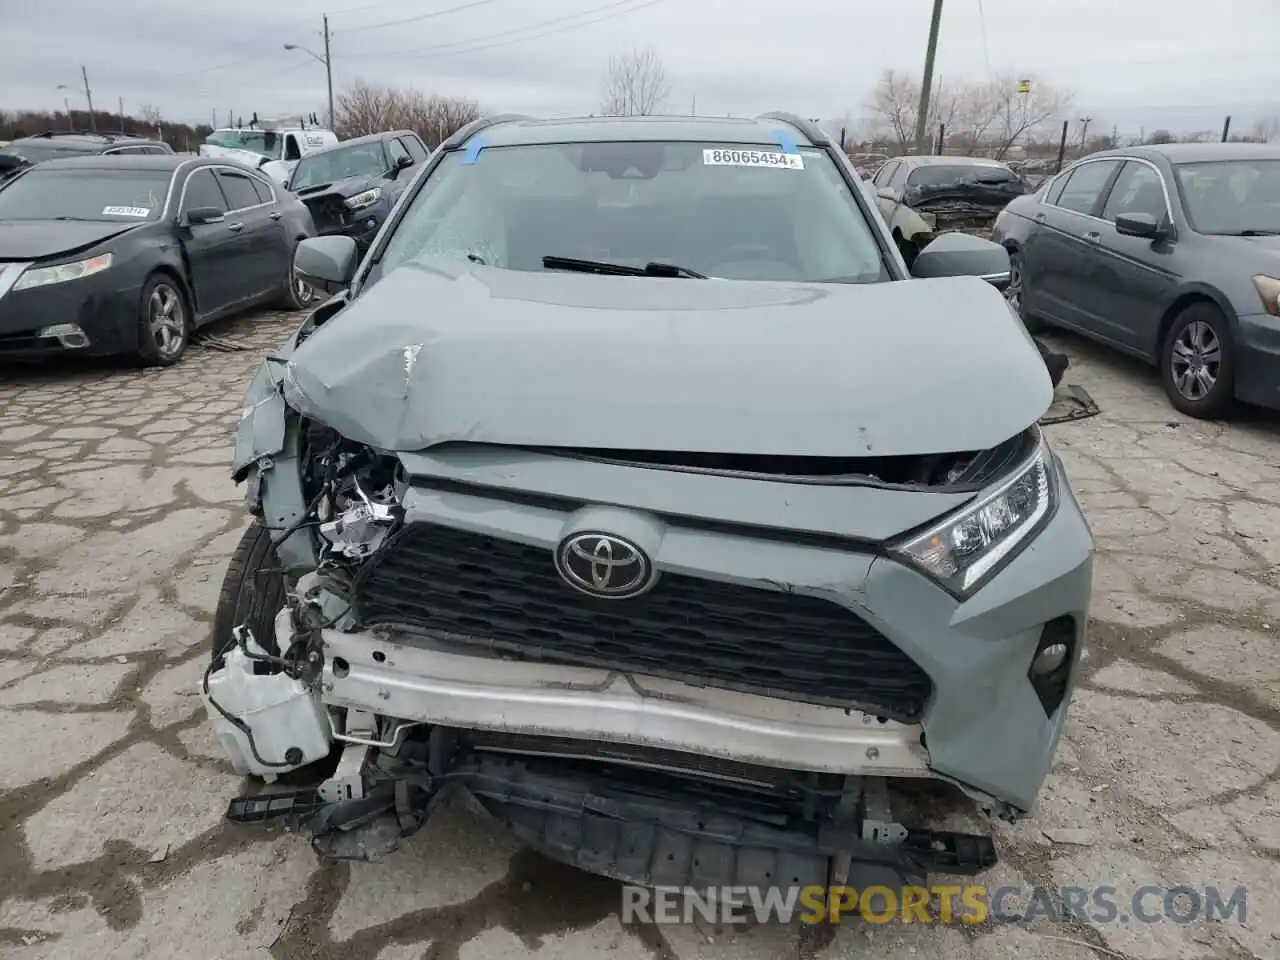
[300, 423, 405, 564]
[891, 430, 1056, 598]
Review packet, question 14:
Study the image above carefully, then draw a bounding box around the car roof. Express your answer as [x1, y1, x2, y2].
[29, 153, 198, 172]
[6, 132, 168, 151]
[461, 114, 828, 149]
[900, 155, 1009, 168]
[1088, 142, 1280, 165]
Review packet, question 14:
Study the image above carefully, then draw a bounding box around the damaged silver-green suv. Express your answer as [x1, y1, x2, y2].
[207, 112, 1094, 889]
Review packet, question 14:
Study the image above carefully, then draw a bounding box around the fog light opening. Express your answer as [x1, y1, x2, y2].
[1029, 617, 1076, 718]
[39, 323, 89, 349]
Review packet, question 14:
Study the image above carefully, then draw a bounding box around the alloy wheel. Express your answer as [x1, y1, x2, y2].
[148, 283, 186, 359]
[1169, 320, 1221, 401]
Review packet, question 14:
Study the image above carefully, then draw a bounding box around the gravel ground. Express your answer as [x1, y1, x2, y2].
[0, 309, 1278, 959]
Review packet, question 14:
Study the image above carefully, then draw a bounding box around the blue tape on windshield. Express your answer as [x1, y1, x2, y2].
[461, 137, 486, 165]
[774, 130, 799, 154]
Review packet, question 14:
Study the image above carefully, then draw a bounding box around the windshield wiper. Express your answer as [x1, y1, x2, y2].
[542, 255, 706, 279]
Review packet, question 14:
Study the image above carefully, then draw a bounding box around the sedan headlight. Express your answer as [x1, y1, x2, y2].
[344, 188, 382, 211]
[892, 433, 1056, 597]
[13, 252, 113, 291]
[1252, 275, 1280, 316]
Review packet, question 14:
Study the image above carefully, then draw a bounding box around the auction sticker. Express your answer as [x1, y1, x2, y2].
[102, 205, 151, 217]
[703, 148, 803, 169]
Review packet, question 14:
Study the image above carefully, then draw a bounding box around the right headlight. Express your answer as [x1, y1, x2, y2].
[891, 432, 1057, 598]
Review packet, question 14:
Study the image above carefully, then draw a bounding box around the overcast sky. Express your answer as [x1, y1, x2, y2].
[4, 0, 1278, 133]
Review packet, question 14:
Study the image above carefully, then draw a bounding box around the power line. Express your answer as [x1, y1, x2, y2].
[348, 0, 667, 59]
[337, 0, 504, 35]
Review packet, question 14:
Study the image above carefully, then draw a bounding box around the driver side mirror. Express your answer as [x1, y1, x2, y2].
[184, 206, 225, 226]
[295, 235, 359, 294]
[910, 232, 1012, 289]
[1115, 211, 1167, 240]
[876, 186, 899, 202]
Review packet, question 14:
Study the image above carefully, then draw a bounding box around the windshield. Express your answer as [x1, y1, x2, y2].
[1174, 160, 1280, 235]
[0, 142, 91, 163]
[204, 130, 284, 160]
[0, 168, 171, 221]
[908, 164, 1020, 188]
[291, 141, 388, 190]
[374, 141, 889, 283]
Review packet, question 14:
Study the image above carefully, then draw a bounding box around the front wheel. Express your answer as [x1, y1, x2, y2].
[135, 274, 190, 366]
[211, 520, 290, 668]
[277, 242, 318, 311]
[1160, 303, 1237, 419]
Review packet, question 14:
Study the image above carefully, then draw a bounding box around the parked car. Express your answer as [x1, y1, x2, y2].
[207, 112, 1094, 891]
[285, 129, 430, 252]
[992, 142, 1280, 418]
[869, 156, 1029, 260]
[0, 154, 314, 365]
[0, 131, 174, 187]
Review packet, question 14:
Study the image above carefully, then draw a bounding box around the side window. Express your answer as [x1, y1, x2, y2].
[887, 163, 909, 189]
[1101, 161, 1169, 222]
[105, 146, 142, 155]
[246, 175, 274, 205]
[215, 169, 262, 210]
[403, 135, 429, 163]
[182, 169, 228, 213]
[872, 161, 896, 186]
[1055, 160, 1121, 216]
[388, 138, 413, 166]
[284, 135, 302, 162]
[1045, 174, 1068, 205]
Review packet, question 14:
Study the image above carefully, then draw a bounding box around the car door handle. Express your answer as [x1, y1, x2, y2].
[1085, 230, 1101, 242]
[227, 221, 244, 233]
[269, 211, 282, 221]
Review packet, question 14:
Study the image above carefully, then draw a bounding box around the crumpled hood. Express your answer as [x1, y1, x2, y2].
[295, 174, 379, 199]
[281, 262, 1053, 457]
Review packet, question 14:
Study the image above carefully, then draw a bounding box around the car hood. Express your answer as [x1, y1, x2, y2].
[0, 219, 143, 261]
[295, 174, 380, 199]
[280, 262, 1053, 458]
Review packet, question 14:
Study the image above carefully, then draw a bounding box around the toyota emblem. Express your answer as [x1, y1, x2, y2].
[554, 532, 656, 599]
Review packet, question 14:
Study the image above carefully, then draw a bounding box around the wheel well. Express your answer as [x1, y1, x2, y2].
[1155, 293, 1224, 356]
[148, 264, 194, 314]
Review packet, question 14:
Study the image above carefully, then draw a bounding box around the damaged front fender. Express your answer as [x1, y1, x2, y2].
[233, 356, 292, 483]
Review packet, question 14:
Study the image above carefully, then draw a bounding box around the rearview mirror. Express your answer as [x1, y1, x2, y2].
[295, 235, 359, 293]
[1115, 211, 1166, 240]
[184, 206, 225, 225]
[395, 154, 414, 169]
[910, 232, 1011, 289]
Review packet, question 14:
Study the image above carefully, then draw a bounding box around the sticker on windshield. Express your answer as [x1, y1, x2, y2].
[703, 148, 803, 170]
[102, 205, 151, 217]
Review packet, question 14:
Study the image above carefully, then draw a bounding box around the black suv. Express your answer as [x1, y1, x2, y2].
[0, 131, 175, 184]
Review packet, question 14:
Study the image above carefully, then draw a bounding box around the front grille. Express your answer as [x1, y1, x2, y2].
[352, 523, 933, 721]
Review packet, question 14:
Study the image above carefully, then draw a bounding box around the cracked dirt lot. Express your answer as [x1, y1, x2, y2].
[1, 312, 1279, 960]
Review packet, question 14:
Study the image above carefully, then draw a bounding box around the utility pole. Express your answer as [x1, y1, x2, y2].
[81, 65, 96, 132]
[1078, 115, 1093, 151]
[119, 95, 125, 133]
[63, 97, 72, 130]
[323, 15, 334, 128]
[912, 0, 944, 153]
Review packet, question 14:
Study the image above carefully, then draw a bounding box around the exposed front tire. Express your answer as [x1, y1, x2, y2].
[211, 520, 290, 668]
[1160, 303, 1237, 419]
[135, 273, 190, 366]
[276, 240, 318, 311]
[1006, 250, 1044, 334]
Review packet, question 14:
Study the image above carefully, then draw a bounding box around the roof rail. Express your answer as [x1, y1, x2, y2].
[440, 113, 533, 152]
[755, 112, 830, 148]
[33, 129, 143, 141]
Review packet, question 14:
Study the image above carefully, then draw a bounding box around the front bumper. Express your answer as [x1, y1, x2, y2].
[0, 271, 138, 359]
[1234, 312, 1280, 410]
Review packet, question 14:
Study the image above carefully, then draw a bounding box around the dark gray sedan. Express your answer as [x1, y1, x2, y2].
[991, 142, 1280, 418]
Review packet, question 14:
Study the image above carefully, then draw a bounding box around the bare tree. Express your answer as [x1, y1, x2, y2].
[989, 75, 1071, 159]
[136, 103, 164, 128]
[600, 47, 669, 117]
[333, 80, 481, 147]
[864, 70, 919, 149]
[1250, 114, 1280, 142]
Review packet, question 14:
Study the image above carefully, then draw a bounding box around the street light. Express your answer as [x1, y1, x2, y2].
[284, 15, 334, 129]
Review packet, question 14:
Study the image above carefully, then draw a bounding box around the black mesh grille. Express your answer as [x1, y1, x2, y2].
[352, 523, 933, 722]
